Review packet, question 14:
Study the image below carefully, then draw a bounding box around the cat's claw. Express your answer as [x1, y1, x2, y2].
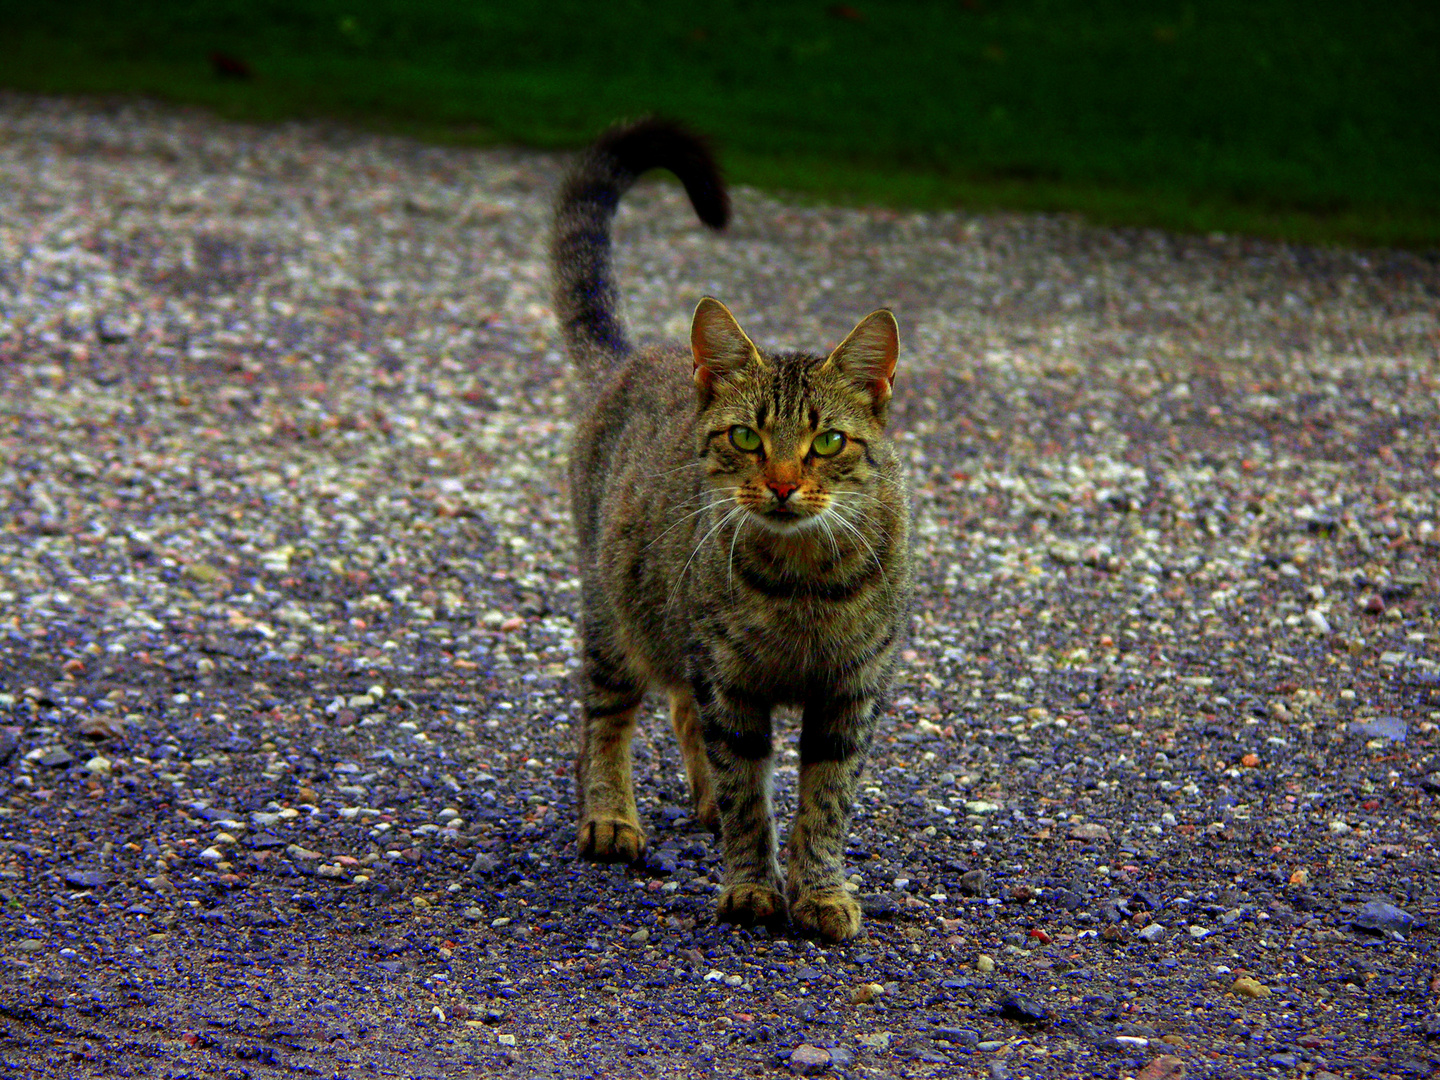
[577, 818, 645, 863]
[790, 891, 862, 942]
[716, 882, 786, 927]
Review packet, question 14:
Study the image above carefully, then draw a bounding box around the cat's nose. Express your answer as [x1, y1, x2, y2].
[767, 480, 798, 503]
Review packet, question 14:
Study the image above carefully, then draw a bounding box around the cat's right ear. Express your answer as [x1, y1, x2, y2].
[691, 297, 762, 401]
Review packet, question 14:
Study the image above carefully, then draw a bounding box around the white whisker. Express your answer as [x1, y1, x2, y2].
[667, 503, 746, 611]
[643, 487, 740, 550]
[727, 511, 749, 599]
[829, 505, 888, 585]
[643, 459, 709, 479]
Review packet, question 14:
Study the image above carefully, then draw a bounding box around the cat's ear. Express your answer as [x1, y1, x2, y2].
[691, 297, 763, 400]
[826, 309, 899, 415]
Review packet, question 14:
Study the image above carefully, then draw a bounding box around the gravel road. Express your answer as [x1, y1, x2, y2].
[1, 94, 1438, 1079]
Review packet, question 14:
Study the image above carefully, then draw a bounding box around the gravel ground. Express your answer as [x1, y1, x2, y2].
[1, 94, 1438, 1079]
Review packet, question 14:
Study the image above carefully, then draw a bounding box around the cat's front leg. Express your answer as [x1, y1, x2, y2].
[787, 695, 877, 942]
[697, 678, 784, 926]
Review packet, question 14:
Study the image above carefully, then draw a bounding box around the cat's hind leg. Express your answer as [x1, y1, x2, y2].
[576, 642, 647, 863]
[668, 688, 719, 833]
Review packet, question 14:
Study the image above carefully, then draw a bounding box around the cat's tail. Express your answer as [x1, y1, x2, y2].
[552, 118, 729, 384]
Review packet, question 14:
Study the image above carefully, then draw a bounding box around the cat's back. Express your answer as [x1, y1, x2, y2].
[567, 342, 697, 556]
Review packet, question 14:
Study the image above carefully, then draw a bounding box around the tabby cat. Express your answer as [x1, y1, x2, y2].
[550, 119, 911, 942]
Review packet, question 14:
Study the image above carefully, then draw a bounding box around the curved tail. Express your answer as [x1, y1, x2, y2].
[551, 118, 729, 385]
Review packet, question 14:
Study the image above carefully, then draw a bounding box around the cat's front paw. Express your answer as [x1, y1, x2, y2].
[577, 817, 645, 863]
[790, 891, 862, 942]
[716, 881, 786, 927]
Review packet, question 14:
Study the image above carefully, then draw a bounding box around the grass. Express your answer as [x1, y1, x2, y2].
[2, 1, 1438, 248]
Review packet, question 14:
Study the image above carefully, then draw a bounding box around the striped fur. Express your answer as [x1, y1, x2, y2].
[552, 120, 911, 942]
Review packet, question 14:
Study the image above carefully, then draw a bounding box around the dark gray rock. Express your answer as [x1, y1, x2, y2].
[1351, 899, 1421, 937]
[999, 993, 1048, 1023]
[62, 870, 113, 888]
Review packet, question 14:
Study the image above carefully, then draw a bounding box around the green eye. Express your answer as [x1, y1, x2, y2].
[812, 430, 845, 457]
[729, 425, 762, 452]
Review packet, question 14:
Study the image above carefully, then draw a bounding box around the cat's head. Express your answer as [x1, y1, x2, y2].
[690, 297, 898, 534]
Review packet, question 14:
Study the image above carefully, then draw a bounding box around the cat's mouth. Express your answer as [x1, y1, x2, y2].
[752, 504, 824, 532]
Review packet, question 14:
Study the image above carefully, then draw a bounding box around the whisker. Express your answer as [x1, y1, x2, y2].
[643, 489, 739, 550]
[818, 513, 841, 565]
[643, 459, 709, 479]
[667, 504, 746, 610]
[829, 505, 888, 585]
[727, 510, 749, 600]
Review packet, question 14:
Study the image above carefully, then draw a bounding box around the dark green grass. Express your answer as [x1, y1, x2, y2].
[3, 1, 1438, 247]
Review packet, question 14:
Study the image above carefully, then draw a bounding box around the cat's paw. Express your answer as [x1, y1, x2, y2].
[716, 882, 786, 927]
[577, 817, 645, 863]
[790, 891, 862, 942]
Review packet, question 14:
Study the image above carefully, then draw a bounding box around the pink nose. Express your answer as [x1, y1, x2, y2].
[768, 480, 798, 502]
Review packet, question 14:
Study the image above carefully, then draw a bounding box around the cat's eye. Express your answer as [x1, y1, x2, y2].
[811, 430, 846, 457]
[729, 425, 762, 452]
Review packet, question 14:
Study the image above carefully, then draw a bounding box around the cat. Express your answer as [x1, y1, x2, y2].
[550, 119, 912, 942]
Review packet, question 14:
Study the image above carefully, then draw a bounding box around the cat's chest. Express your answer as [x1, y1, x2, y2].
[708, 563, 891, 665]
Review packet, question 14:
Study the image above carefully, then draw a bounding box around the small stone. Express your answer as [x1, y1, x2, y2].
[77, 715, 127, 740]
[198, 847, 224, 862]
[976, 954, 995, 973]
[850, 982, 885, 1003]
[1135, 1055, 1187, 1080]
[965, 800, 1000, 815]
[856, 1031, 891, 1049]
[1069, 822, 1111, 842]
[295, 787, 319, 805]
[1138, 923, 1166, 943]
[1187, 925, 1210, 939]
[1304, 609, 1331, 634]
[470, 853, 499, 876]
[496, 1033, 517, 1046]
[629, 928, 650, 944]
[1049, 542, 1081, 565]
[1347, 716, 1407, 743]
[959, 869, 990, 895]
[83, 755, 112, 775]
[38, 747, 74, 768]
[788, 1044, 831, 1075]
[183, 562, 224, 584]
[1230, 976, 1270, 999]
[1288, 868, 1309, 886]
[15, 940, 44, 953]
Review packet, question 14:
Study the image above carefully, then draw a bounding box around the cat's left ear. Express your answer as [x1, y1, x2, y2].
[826, 310, 899, 416]
[691, 297, 763, 403]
